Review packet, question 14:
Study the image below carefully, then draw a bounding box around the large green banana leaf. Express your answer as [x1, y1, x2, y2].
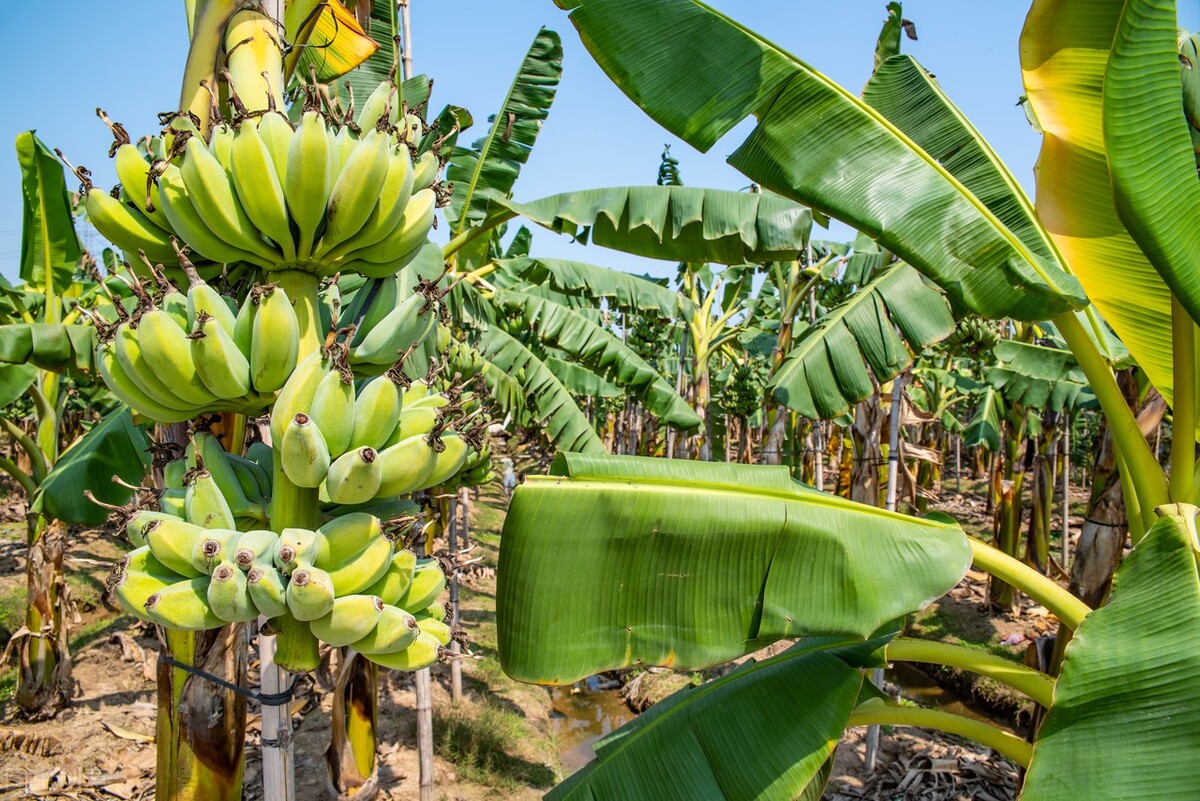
[555, 0, 1084, 321]
[1103, 0, 1200, 331]
[963, 386, 1003, 452]
[547, 636, 887, 801]
[35, 408, 150, 526]
[0, 364, 37, 409]
[0, 324, 96, 380]
[16, 132, 80, 305]
[446, 28, 562, 270]
[493, 289, 701, 429]
[499, 185, 814, 266]
[544, 356, 623, 398]
[496, 257, 689, 319]
[476, 327, 604, 453]
[769, 262, 954, 419]
[1020, 1, 1175, 406]
[988, 340, 1096, 413]
[1022, 510, 1200, 799]
[497, 453, 970, 684]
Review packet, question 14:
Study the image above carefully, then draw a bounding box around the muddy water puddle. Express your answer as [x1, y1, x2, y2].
[549, 676, 637, 772]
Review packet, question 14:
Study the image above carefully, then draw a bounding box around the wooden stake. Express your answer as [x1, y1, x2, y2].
[415, 668, 434, 801]
[449, 494, 463, 704]
[259, 627, 295, 801]
[1061, 421, 1071, 568]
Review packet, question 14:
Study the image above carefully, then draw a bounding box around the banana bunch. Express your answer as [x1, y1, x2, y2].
[452, 444, 495, 488]
[94, 263, 303, 423]
[943, 316, 1000, 355]
[85, 78, 440, 282]
[111, 510, 447, 671]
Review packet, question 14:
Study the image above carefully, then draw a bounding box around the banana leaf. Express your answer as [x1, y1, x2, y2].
[547, 636, 888, 801]
[493, 289, 701, 430]
[1022, 510, 1200, 799]
[499, 185, 813, 266]
[987, 340, 1096, 413]
[1020, 1, 1175, 406]
[555, 0, 1085, 321]
[0, 364, 37, 409]
[35, 408, 150, 526]
[1103, 0, 1200, 332]
[544, 356, 623, 398]
[497, 453, 970, 684]
[446, 28, 562, 270]
[476, 327, 604, 453]
[840, 232, 888, 286]
[290, 0, 378, 82]
[497, 257, 689, 319]
[16, 132, 81, 302]
[963, 387, 1003, 452]
[0, 324, 97, 380]
[769, 263, 954, 419]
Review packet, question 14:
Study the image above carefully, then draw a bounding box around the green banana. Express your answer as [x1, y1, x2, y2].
[208, 561, 258, 622]
[112, 322, 193, 411]
[323, 532, 393, 596]
[355, 81, 395, 131]
[396, 557, 446, 612]
[419, 433, 473, 491]
[411, 151, 439, 190]
[189, 433, 266, 520]
[145, 517, 206, 577]
[314, 513, 382, 565]
[402, 378, 433, 405]
[158, 164, 269, 267]
[309, 368, 356, 457]
[270, 351, 325, 445]
[375, 435, 439, 498]
[180, 136, 279, 262]
[285, 110, 333, 260]
[257, 111, 293, 186]
[324, 145, 415, 262]
[363, 630, 440, 671]
[158, 488, 188, 518]
[185, 468, 237, 529]
[348, 273, 399, 347]
[279, 412, 331, 488]
[127, 509, 182, 546]
[183, 272, 237, 335]
[360, 549, 417, 606]
[227, 452, 271, 502]
[351, 187, 435, 266]
[190, 313, 251, 399]
[386, 406, 439, 447]
[348, 603, 418, 655]
[247, 565, 289, 618]
[414, 614, 452, 647]
[113, 143, 172, 230]
[144, 576, 222, 631]
[286, 565, 336, 621]
[349, 291, 436, 367]
[407, 393, 450, 410]
[191, 528, 242, 575]
[208, 123, 236, 179]
[232, 285, 257, 354]
[348, 375, 402, 451]
[136, 309, 220, 406]
[324, 447, 382, 506]
[245, 441, 274, 477]
[231, 119, 296, 261]
[316, 128, 391, 255]
[233, 529, 278, 570]
[276, 527, 319, 573]
[250, 284, 300, 392]
[112, 546, 184, 619]
[84, 187, 179, 264]
[309, 594, 384, 647]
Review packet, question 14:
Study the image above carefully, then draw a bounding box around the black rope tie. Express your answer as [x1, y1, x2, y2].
[158, 653, 298, 707]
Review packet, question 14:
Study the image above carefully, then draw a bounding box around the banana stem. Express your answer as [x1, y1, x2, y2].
[969, 536, 1090, 629]
[273, 269, 323, 357]
[885, 637, 1055, 708]
[847, 701, 1032, 768]
[1170, 297, 1195, 503]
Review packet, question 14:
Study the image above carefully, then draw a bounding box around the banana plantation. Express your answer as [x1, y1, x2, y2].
[0, 0, 1196, 798]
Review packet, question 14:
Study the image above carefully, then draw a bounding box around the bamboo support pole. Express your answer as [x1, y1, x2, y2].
[415, 668, 434, 801]
[449, 494, 463, 704]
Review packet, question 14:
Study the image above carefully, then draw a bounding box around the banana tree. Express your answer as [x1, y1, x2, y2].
[497, 0, 1200, 796]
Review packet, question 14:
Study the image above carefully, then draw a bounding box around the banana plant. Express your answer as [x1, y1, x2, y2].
[496, 0, 1200, 796]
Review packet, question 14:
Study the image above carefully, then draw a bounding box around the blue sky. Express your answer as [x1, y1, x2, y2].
[2, 1, 1197, 282]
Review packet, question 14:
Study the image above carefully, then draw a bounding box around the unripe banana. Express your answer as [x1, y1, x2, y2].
[250, 284, 300, 392]
[349, 603, 418, 655]
[180, 137, 279, 262]
[280, 412, 331, 488]
[114, 144, 172, 230]
[348, 274, 399, 347]
[360, 549, 417, 605]
[323, 532, 393, 596]
[285, 111, 333, 260]
[247, 565, 289, 618]
[84, 188, 179, 264]
[189, 432, 265, 519]
[208, 123, 236, 179]
[350, 291, 436, 367]
[385, 406, 439, 448]
[144, 576, 222, 631]
[145, 517, 206, 577]
[224, 8, 286, 114]
[355, 81, 395, 131]
[420, 433, 473, 491]
[227, 452, 271, 502]
[276, 527, 319, 573]
[158, 163, 270, 267]
[423, 601, 447, 620]
[396, 557, 446, 612]
[245, 441, 274, 477]
[270, 612, 321, 672]
[314, 513, 382, 565]
[414, 614, 451, 647]
[316, 128, 391, 255]
[190, 313, 252, 399]
[412, 151, 439, 190]
[286, 565, 336, 621]
[112, 322, 193, 411]
[324, 447, 382, 506]
[127, 510, 182, 546]
[309, 594, 384, 647]
[135, 310, 219, 406]
[363, 630, 440, 671]
[324, 145, 415, 262]
[158, 488, 188, 518]
[96, 342, 196, 423]
[375, 435, 439, 498]
[352, 188, 436, 266]
[231, 120, 296, 261]
[407, 393, 450, 410]
[191, 528, 242, 575]
[208, 560, 258, 622]
[309, 368, 356, 457]
[402, 379, 433, 405]
[233, 529, 278, 570]
[112, 546, 184, 619]
[330, 125, 358, 180]
[184, 275, 238, 335]
[256, 111, 293, 185]
[185, 468, 237, 529]
[270, 351, 325, 445]
[349, 375, 402, 451]
[232, 290, 256, 354]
